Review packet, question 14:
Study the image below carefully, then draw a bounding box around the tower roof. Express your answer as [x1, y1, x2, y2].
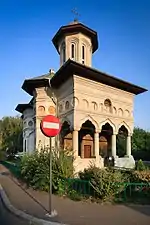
[52, 22, 98, 53]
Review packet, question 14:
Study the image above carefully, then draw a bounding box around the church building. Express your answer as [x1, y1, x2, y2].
[15, 19, 147, 173]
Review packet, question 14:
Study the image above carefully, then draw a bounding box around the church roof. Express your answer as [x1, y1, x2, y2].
[21, 73, 52, 95]
[52, 22, 98, 53]
[15, 103, 33, 114]
[29, 73, 50, 80]
[50, 59, 147, 95]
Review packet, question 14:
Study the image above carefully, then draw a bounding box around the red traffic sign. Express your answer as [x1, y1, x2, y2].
[40, 115, 61, 137]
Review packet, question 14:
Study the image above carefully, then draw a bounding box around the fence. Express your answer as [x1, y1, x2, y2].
[64, 178, 150, 203]
[0, 160, 21, 178]
[1, 161, 150, 203]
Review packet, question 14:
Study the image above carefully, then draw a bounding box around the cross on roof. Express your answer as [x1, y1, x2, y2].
[71, 8, 80, 22]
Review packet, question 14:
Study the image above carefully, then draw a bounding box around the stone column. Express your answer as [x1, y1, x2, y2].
[126, 135, 131, 156]
[73, 130, 79, 158]
[111, 133, 116, 157]
[94, 132, 99, 158]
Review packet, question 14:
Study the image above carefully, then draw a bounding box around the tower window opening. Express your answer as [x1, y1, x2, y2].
[71, 44, 75, 60]
[62, 45, 65, 63]
[82, 45, 85, 64]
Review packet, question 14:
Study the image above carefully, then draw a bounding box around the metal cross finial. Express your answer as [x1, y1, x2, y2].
[71, 8, 80, 22]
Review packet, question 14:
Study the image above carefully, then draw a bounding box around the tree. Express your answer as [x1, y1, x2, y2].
[131, 127, 150, 160]
[0, 116, 23, 154]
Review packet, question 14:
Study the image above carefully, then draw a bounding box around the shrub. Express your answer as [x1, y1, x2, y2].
[79, 166, 129, 201]
[20, 149, 49, 190]
[52, 149, 74, 193]
[132, 171, 150, 183]
[136, 159, 147, 171]
[20, 148, 74, 193]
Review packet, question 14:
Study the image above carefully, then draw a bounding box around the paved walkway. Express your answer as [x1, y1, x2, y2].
[0, 164, 150, 225]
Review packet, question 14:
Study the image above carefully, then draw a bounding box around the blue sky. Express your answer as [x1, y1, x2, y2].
[0, 0, 150, 130]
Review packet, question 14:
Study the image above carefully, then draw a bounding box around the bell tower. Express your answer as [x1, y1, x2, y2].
[52, 20, 98, 67]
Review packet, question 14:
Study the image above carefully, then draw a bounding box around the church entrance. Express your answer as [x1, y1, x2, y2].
[84, 145, 91, 158]
[79, 120, 95, 158]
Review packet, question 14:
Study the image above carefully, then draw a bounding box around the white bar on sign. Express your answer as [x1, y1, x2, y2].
[43, 121, 59, 129]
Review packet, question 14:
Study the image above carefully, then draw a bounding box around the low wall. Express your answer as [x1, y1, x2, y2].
[115, 155, 135, 169]
[73, 156, 104, 174]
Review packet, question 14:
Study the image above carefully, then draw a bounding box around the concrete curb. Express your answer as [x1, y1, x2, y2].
[0, 184, 66, 225]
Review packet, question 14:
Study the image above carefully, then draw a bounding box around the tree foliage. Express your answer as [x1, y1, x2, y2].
[116, 127, 150, 160]
[132, 127, 150, 160]
[0, 116, 23, 153]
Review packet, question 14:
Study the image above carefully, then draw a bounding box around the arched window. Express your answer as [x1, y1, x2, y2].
[82, 45, 85, 64]
[104, 99, 112, 113]
[71, 44, 75, 60]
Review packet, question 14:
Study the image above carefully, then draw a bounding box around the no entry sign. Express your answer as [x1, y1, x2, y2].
[40, 115, 61, 137]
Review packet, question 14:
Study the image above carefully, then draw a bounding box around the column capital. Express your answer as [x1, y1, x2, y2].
[73, 128, 80, 132]
[71, 125, 80, 132]
[95, 129, 101, 133]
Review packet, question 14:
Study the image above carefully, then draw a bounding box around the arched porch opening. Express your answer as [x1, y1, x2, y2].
[117, 125, 128, 157]
[79, 120, 95, 158]
[60, 121, 72, 150]
[99, 122, 113, 158]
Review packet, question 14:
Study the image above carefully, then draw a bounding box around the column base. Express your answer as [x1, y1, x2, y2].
[114, 155, 135, 169]
[124, 154, 133, 158]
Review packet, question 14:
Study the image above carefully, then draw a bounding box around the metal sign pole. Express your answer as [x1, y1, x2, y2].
[49, 136, 52, 215]
[41, 115, 60, 217]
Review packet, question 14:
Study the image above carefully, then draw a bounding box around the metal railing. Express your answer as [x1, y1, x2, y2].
[0, 161, 21, 178]
[64, 178, 150, 203]
[1, 161, 150, 203]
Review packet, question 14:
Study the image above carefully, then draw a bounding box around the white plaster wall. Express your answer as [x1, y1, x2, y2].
[22, 108, 35, 154]
[28, 131, 35, 154]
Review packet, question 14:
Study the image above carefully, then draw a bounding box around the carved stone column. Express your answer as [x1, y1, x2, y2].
[111, 133, 116, 157]
[72, 130, 79, 158]
[126, 134, 131, 156]
[94, 132, 99, 158]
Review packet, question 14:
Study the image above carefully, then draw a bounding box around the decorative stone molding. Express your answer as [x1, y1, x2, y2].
[77, 114, 100, 132]
[117, 121, 132, 135]
[99, 118, 117, 134]
[73, 95, 132, 119]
